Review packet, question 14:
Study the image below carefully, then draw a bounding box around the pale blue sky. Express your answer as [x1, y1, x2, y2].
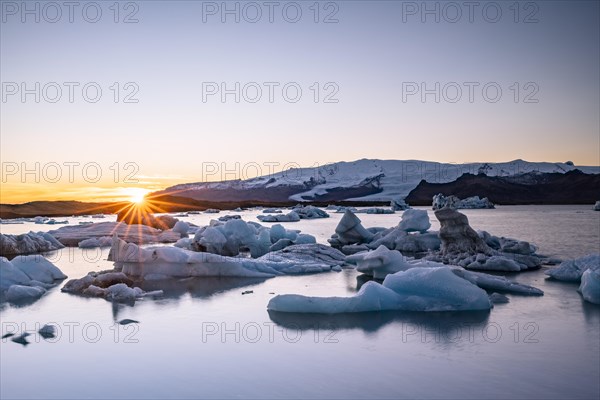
[1, 0, 599, 201]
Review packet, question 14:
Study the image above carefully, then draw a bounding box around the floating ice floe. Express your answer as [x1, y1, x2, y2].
[292, 205, 330, 219]
[579, 268, 600, 304]
[425, 208, 544, 271]
[432, 194, 495, 210]
[390, 198, 410, 211]
[0, 219, 25, 225]
[218, 215, 241, 222]
[62, 270, 162, 303]
[176, 220, 316, 258]
[204, 209, 220, 214]
[348, 245, 412, 279]
[344, 244, 543, 295]
[81, 236, 344, 282]
[544, 254, 600, 282]
[262, 208, 283, 214]
[1, 232, 65, 256]
[397, 209, 431, 232]
[267, 267, 493, 313]
[172, 221, 190, 237]
[355, 208, 395, 215]
[258, 206, 329, 222]
[78, 236, 113, 248]
[329, 210, 439, 255]
[49, 222, 181, 246]
[0, 256, 67, 303]
[257, 211, 301, 223]
[325, 205, 358, 214]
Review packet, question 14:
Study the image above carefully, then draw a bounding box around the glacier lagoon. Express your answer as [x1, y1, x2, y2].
[1, 205, 599, 399]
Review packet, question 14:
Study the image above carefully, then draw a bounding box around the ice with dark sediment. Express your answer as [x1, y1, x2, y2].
[1, 232, 64, 256]
[49, 221, 181, 246]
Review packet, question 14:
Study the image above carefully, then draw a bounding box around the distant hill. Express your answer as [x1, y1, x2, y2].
[2, 159, 599, 219]
[405, 170, 600, 205]
[0, 201, 130, 220]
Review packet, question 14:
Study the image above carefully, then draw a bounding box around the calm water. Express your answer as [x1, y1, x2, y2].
[1, 206, 599, 399]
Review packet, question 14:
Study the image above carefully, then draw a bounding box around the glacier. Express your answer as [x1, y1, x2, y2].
[156, 159, 600, 203]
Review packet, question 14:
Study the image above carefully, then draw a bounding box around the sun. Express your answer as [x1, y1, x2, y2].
[124, 188, 150, 204]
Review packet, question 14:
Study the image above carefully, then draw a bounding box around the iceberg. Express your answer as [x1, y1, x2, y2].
[430, 208, 543, 271]
[0, 256, 67, 303]
[267, 267, 492, 313]
[355, 208, 394, 215]
[172, 221, 190, 237]
[545, 254, 600, 282]
[257, 211, 301, 223]
[262, 208, 283, 214]
[1, 232, 64, 256]
[432, 193, 495, 210]
[187, 219, 315, 258]
[292, 205, 330, 219]
[10, 256, 67, 284]
[398, 209, 431, 233]
[78, 236, 113, 248]
[390, 198, 410, 211]
[451, 268, 543, 295]
[579, 268, 600, 304]
[594, 201, 600, 211]
[328, 210, 375, 248]
[329, 209, 439, 255]
[6, 285, 46, 302]
[108, 236, 342, 279]
[350, 245, 412, 279]
[217, 215, 242, 222]
[49, 222, 181, 246]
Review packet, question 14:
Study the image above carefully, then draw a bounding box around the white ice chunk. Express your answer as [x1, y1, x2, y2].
[78, 236, 113, 248]
[172, 221, 190, 237]
[11, 255, 67, 283]
[354, 245, 412, 279]
[5, 285, 46, 302]
[0, 257, 32, 290]
[579, 268, 600, 304]
[545, 254, 600, 282]
[268, 267, 492, 313]
[398, 209, 431, 233]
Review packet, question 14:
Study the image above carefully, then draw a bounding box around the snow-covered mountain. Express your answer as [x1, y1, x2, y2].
[156, 159, 600, 203]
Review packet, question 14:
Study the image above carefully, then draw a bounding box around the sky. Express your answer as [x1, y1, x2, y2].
[1, 0, 599, 203]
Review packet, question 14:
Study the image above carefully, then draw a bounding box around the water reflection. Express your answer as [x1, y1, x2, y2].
[135, 276, 268, 300]
[268, 309, 490, 338]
